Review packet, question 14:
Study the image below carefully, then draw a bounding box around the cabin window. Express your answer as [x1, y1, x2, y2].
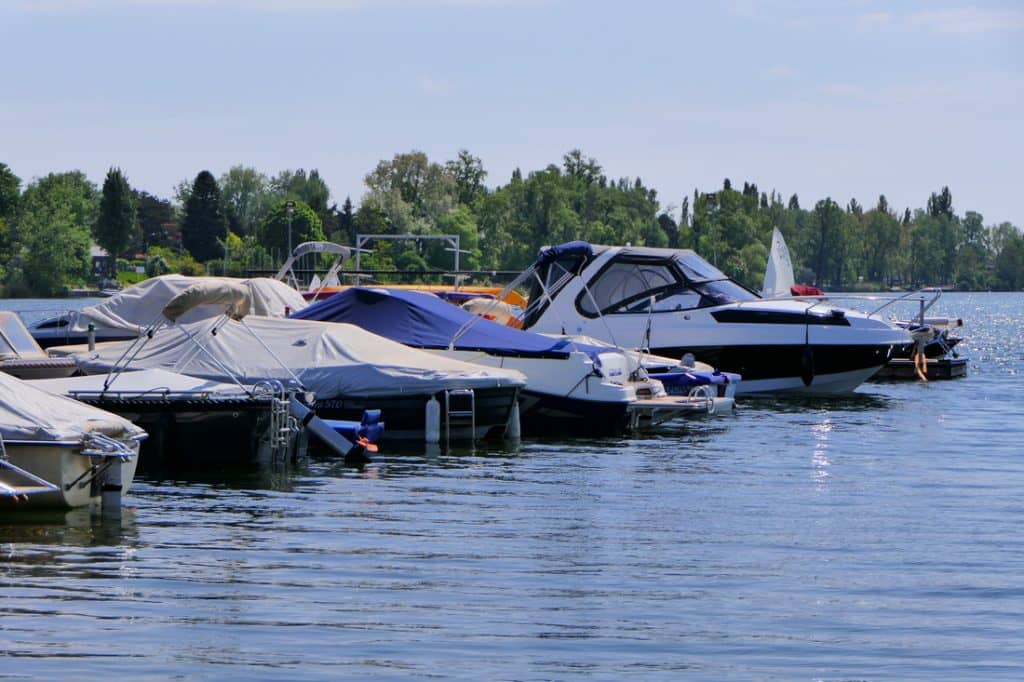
[614, 288, 704, 313]
[691, 279, 759, 305]
[676, 252, 730, 282]
[578, 260, 679, 316]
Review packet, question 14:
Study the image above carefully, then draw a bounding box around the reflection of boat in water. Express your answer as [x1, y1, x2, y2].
[52, 281, 526, 443]
[29, 274, 307, 349]
[291, 286, 732, 435]
[0, 311, 78, 379]
[0, 371, 145, 509]
[507, 241, 909, 395]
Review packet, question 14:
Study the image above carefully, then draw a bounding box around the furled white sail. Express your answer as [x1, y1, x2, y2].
[762, 227, 795, 298]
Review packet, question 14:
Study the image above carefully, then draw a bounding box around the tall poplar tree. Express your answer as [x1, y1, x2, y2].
[181, 170, 227, 262]
[94, 167, 137, 268]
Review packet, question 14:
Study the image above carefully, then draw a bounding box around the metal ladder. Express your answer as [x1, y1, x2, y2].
[444, 388, 476, 441]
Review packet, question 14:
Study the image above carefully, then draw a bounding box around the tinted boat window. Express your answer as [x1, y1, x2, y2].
[579, 261, 678, 315]
[676, 252, 729, 281]
[615, 287, 704, 313]
[692, 279, 759, 305]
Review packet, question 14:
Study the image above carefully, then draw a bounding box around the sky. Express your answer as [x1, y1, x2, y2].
[2, 0, 1022, 227]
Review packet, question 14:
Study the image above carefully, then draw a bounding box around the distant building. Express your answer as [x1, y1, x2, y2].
[90, 244, 112, 277]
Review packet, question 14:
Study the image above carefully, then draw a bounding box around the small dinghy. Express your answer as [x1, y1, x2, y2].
[0, 372, 145, 510]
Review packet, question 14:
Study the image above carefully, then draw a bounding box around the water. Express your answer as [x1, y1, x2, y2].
[2, 293, 1023, 680]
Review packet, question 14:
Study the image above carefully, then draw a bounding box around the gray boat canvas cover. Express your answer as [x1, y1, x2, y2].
[0, 371, 145, 442]
[65, 317, 527, 399]
[30, 368, 252, 399]
[75, 275, 308, 333]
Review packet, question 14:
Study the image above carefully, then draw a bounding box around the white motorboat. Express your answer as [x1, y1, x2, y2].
[29, 274, 308, 348]
[51, 281, 527, 442]
[0, 371, 145, 509]
[511, 242, 911, 395]
[291, 286, 730, 435]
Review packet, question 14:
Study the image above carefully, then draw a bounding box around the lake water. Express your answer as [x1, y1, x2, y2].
[2, 293, 1022, 680]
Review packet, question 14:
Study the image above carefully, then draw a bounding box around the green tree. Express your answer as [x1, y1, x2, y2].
[364, 151, 457, 232]
[446, 150, 488, 206]
[13, 171, 97, 296]
[0, 163, 20, 222]
[136, 191, 175, 249]
[94, 167, 138, 268]
[810, 198, 844, 286]
[259, 199, 325, 262]
[220, 165, 271, 236]
[181, 170, 227, 262]
[993, 230, 1024, 290]
[270, 169, 331, 217]
[334, 196, 355, 244]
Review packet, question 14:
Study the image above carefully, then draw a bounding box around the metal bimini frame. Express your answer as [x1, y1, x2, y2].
[97, 289, 360, 459]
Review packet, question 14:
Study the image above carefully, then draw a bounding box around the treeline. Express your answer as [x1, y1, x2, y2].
[1, 152, 1022, 297]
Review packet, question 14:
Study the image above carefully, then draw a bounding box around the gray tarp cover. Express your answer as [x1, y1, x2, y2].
[30, 368, 252, 399]
[64, 317, 526, 399]
[76, 275, 307, 333]
[0, 371, 145, 442]
[161, 281, 252, 322]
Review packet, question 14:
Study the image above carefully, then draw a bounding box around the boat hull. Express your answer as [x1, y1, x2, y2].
[517, 390, 632, 435]
[313, 386, 520, 441]
[72, 397, 305, 465]
[0, 441, 140, 509]
[652, 342, 894, 395]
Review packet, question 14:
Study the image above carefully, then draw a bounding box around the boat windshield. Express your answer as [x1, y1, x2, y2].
[0, 312, 44, 357]
[691, 279, 759, 305]
[578, 259, 680, 316]
[522, 251, 591, 328]
[674, 252, 729, 282]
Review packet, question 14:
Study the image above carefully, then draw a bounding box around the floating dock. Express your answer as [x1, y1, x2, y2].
[873, 357, 968, 381]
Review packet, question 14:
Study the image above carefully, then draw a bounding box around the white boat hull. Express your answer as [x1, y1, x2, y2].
[0, 440, 140, 509]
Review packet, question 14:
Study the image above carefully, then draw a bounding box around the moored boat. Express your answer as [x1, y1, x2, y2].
[291, 286, 727, 435]
[0, 372, 145, 510]
[511, 241, 910, 395]
[50, 281, 526, 442]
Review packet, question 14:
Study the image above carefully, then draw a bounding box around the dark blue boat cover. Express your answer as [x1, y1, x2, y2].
[292, 287, 589, 359]
[536, 241, 593, 266]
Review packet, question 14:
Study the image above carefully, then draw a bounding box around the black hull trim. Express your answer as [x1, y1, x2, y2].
[314, 386, 519, 441]
[518, 390, 631, 436]
[651, 344, 894, 382]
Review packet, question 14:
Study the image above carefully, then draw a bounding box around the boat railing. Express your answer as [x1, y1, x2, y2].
[786, 288, 944, 325]
[80, 431, 143, 461]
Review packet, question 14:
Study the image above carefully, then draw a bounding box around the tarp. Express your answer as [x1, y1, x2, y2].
[536, 241, 594, 266]
[76, 275, 308, 334]
[162, 281, 252, 322]
[0, 371, 145, 442]
[30, 368, 252, 398]
[60, 316, 526, 399]
[292, 287, 584, 359]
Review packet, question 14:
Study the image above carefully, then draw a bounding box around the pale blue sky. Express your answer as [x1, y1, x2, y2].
[2, 0, 1022, 227]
